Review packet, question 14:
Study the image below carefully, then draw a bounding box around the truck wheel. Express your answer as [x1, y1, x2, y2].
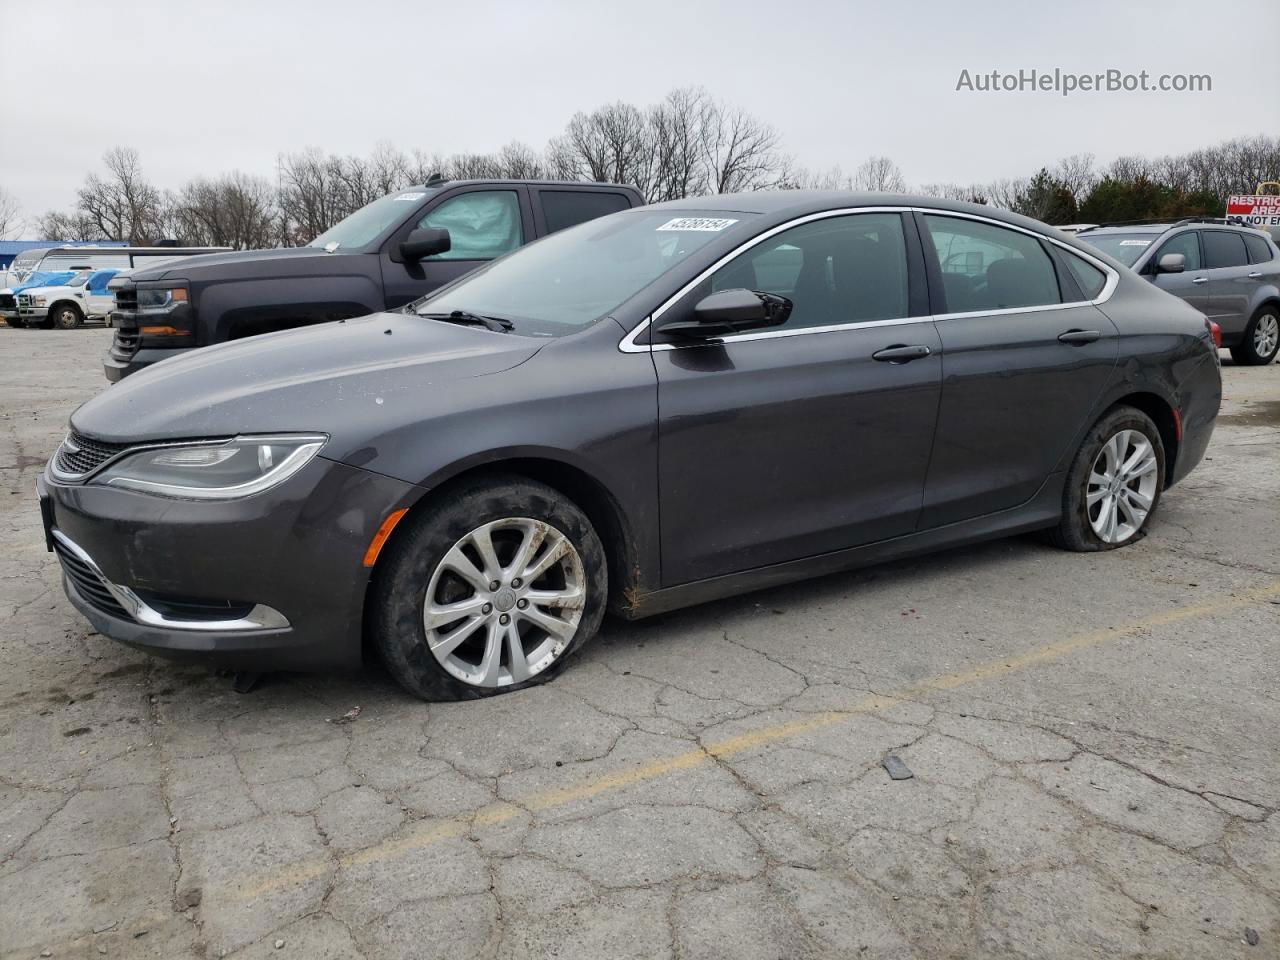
[1229, 307, 1280, 366]
[52, 304, 83, 330]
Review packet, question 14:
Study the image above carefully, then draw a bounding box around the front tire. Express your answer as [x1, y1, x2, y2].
[52, 304, 82, 330]
[1229, 307, 1280, 366]
[1050, 406, 1165, 552]
[371, 476, 607, 701]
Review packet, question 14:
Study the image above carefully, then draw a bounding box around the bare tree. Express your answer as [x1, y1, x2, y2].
[172, 172, 277, 249]
[0, 187, 22, 240]
[849, 156, 906, 192]
[37, 210, 100, 242]
[1053, 153, 1097, 204]
[700, 99, 789, 194]
[76, 147, 165, 241]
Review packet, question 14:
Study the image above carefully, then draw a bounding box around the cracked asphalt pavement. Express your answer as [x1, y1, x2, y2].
[2, 328, 1278, 959]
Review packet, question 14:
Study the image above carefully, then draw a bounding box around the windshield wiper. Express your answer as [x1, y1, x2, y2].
[418, 310, 514, 333]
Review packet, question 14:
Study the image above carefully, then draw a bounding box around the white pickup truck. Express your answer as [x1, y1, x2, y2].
[15, 269, 120, 328]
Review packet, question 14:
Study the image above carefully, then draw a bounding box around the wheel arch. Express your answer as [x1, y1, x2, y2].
[50, 299, 84, 321]
[1106, 390, 1180, 485]
[365, 451, 641, 631]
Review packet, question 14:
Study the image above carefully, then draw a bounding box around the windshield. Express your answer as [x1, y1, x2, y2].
[416, 209, 758, 337]
[1078, 232, 1158, 267]
[309, 189, 436, 251]
[68, 272, 91, 288]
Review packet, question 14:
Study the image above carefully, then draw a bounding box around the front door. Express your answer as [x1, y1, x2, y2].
[380, 186, 533, 310]
[1148, 230, 1211, 316]
[916, 213, 1120, 528]
[653, 212, 942, 586]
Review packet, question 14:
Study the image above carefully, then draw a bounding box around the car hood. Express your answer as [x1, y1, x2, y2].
[71, 312, 544, 452]
[128, 246, 355, 283]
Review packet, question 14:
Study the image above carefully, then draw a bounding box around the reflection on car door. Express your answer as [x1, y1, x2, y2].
[1201, 230, 1256, 338]
[1149, 231, 1210, 315]
[651, 212, 942, 586]
[917, 213, 1120, 528]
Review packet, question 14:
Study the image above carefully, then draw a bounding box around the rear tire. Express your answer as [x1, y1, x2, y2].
[1049, 405, 1165, 552]
[1229, 307, 1280, 366]
[371, 476, 607, 701]
[52, 304, 82, 330]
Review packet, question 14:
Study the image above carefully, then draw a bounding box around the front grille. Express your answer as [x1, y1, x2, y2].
[53, 538, 131, 620]
[0, 293, 14, 310]
[17, 294, 30, 307]
[112, 325, 140, 355]
[54, 431, 132, 478]
[111, 287, 140, 355]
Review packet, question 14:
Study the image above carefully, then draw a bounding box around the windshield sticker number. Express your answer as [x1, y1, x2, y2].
[656, 217, 739, 232]
[1119, 239, 1152, 246]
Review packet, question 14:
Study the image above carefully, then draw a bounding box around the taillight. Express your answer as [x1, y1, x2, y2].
[1207, 319, 1222, 348]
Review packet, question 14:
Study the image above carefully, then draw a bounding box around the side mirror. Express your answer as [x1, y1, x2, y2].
[657, 288, 792, 338]
[399, 228, 451, 261]
[1156, 253, 1185, 274]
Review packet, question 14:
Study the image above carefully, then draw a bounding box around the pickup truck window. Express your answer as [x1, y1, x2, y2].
[419, 191, 522, 260]
[539, 190, 631, 234]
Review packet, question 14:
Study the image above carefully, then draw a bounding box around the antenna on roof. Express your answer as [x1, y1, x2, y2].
[424, 173, 447, 186]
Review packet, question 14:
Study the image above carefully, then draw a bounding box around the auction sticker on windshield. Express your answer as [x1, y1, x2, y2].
[395, 192, 427, 202]
[1120, 239, 1152, 246]
[657, 217, 739, 231]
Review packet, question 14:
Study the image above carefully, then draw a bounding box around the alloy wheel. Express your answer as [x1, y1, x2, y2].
[1087, 429, 1159, 544]
[1254, 312, 1279, 358]
[423, 517, 585, 687]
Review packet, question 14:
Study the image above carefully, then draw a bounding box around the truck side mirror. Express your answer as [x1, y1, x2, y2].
[400, 228, 451, 261]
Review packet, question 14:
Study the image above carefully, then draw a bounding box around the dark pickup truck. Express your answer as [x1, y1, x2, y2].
[104, 178, 645, 381]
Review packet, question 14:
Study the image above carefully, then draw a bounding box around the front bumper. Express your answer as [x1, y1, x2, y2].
[38, 456, 421, 671]
[103, 346, 192, 382]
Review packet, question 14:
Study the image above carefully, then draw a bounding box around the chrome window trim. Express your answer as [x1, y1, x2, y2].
[617, 205, 1121, 354]
[52, 529, 290, 632]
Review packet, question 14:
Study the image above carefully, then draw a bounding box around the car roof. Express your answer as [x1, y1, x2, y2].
[1079, 221, 1258, 236]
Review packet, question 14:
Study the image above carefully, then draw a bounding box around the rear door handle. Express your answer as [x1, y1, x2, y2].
[1058, 329, 1102, 345]
[872, 344, 932, 363]
[1192, 277, 1209, 285]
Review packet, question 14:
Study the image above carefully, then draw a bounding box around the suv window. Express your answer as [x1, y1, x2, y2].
[1243, 232, 1274, 265]
[1202, 231, 1249, 269]
[539, 191, 630, 235]
[1154, 231, 1201, 271]
[923, 215, 1060, 312]
[419, 191, 522, 260]
[705, 212, 909, 330]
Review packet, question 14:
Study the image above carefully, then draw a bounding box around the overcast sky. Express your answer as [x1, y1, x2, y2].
[1, 0, 1276, 226]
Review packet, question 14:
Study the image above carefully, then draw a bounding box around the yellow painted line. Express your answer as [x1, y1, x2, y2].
[232, 579, 1280, 902]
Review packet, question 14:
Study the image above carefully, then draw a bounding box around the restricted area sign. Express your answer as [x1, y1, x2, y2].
[1225, 194, 1280, 231]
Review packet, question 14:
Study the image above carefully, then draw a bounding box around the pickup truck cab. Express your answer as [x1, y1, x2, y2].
[104, 178, 645, 380]
[16, 269, 120, 328]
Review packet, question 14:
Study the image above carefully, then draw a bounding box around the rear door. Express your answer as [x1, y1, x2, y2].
[379, 186, 534, 310]
[1148, 230, 1210, 315]
[917, 213, 1120, 528]
[1201, 230, 1257, 339]
[652, 211, 941, 585]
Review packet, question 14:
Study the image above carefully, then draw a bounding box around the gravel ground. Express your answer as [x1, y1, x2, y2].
[2, 327, 1278, 959]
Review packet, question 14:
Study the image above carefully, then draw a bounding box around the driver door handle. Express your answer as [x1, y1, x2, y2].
[1058, 329, 1102, 345]
[872, 344, 932, 363]
[1192, 277, 1209, 285]
[1248, 272, 1262, 279]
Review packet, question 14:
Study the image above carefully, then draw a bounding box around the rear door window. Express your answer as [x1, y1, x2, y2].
[1202, 231, 1249, 269]
[923, 215, 1061, 312]
[1242, 232, 1274, 265]
[538, 190, 631, 235]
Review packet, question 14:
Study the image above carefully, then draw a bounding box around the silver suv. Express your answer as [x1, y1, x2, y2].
[1079, 219, 1280, 365]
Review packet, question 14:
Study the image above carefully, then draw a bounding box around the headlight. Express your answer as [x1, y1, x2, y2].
[135, 286, 188, 310]
[32, 296, 46, 306]
[92, 434, 326, 499]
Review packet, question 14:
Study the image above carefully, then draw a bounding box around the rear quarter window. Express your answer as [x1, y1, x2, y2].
[1242, 232, 1275, 265]
[1063, 251, 1107, 299]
